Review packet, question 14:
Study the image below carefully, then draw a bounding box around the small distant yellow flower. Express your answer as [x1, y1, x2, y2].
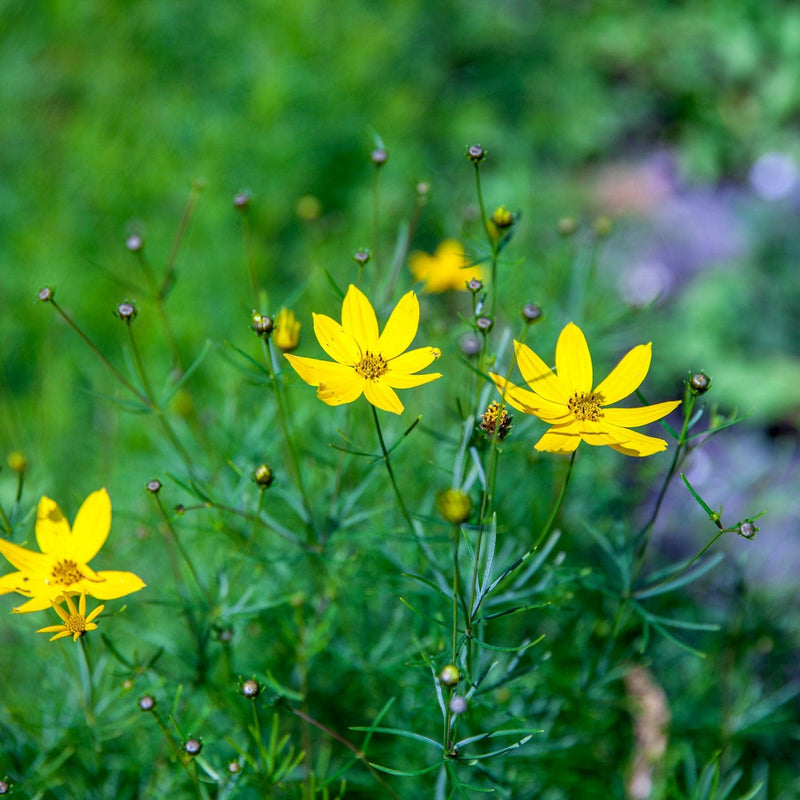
[490, 323, 681, 457]
[284, 284, 442, 415]
[37, 592, 103, 642]
[409, 240, 483, 293]
[0, 488, 146, 613]
[273, 307, 301, 352]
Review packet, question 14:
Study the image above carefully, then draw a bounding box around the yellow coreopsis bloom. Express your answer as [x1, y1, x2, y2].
[284, 284, 442, 415]
[273, 307, 301, 352]
[37, 592, 104, 642]
[0, 488, 145, 613]
[409, 240, 483, 293]
[490, 323, 681, 457]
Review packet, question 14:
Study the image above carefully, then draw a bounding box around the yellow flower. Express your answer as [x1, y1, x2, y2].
[273, 307, 301, 352]
[409, 240, 483, 293]
[284, 284, 442, 415]
[0, 488, 145, 613]
[37, 592, 104, 642]
[490, 323, 681, 457]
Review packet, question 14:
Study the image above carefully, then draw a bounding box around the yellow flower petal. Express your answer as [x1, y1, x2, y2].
[383, 371, 442, 389]
[13, 595, 56, 613]
[0, 538, 49, 575]
[555, 323, 593, 394]
[283, 355, 351, 388]
[513, 340, 571, 404]
[534, 428, 582, 454]
[34, 496, 70, 555]
[603, 400, 681, 428]
[605, 428, 669, 457]
[312, 314, 361, 365]
[85, 570, 146, 600]
[489, 374, 567, 420]
[317, 374, 366, 407]
[388, 346, 440, 375]
[593, 343, 652, 405]
[71, 488, 112, 563]
[341, 284, 379, 352]
[363, 380, 404, 414]
[378, 290, 420, 360]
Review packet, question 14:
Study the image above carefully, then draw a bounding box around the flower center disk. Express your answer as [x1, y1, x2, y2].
[355, 351, 388, 380]
[51, 559, 84, 587]
[568, 392, 604, 421]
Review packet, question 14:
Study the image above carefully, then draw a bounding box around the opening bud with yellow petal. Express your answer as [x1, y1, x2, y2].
[273, 308, 301, 352]
[480, 401, 513, 443]
[253, 464, 275, 489]
[436, 489, 472, 525]
[7, 452, 27, 473]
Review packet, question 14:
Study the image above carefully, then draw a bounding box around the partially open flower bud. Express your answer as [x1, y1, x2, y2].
[184, 738, 203, 757]
[273, 308, 301, 352]
[491, 205, 514, 230]
[467, 144, 486, 163]
[126, 234, 144, 252]
[228, 761, 241, 774]
[467, 278, 483, 294]
[117, 302, 137, 321]
[371, 148, 388, 166]
[522, 303, 543, 324]
[738, 521, 757, 539]
[233, 191, 251, 211]
[689, 372, 711, 395]
[439, 664, 460, 687]
[449, 695, 468, 715]
[240, 679, 261, 699]
[251, 311, 274, 337]
[146, 479, 162, 495]
[436, 490, 472, 525]
[139, 694, 156, 712]
[0, 779, 10, 794]
[38, 286, 54, 302]
[476, 316, 493, 334]
[353, 249, 371, 266]
[480, 401, 512, 443]
[253, 464, 274, 488]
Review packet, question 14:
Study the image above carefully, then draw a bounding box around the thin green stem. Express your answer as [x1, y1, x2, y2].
[372, 165, 382, 278]
[532, 451, 577, 553]
[49, 299, 149, 405]
[0, 500, 11, 536]
[241, 211, 261, 304]
[77, 636, 95, 726]
[472, 162, 500, 319]
[451, 526, 460, 663]
[251, 702, 268, 777]
[228, 488, 266, 597]
[261, 339, 318, 543]
[162, 180, 203, 301]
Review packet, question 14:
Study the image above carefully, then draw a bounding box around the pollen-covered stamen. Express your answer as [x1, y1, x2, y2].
[568, 392, 604, 421]
[65, 612, 89, 636]
[50, 559, 84, 586]
[354, 351, 388, 380]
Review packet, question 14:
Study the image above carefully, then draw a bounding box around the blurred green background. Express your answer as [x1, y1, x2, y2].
[1, 0, 799, 796]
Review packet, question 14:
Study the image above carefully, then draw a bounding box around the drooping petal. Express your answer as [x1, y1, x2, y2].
[316, 373, 366, 407]
[71, 488, 112, 563]
[82, 570, 146, 600]
[534, 427, 582, 454]
[555, 323, 593, 395]
[387, 346, 440, 375]
[363, 380, 404, 414]
[35, 496, 70, 555]
[593, 343, 652, 405]
[0, 570, 30, 595]
[513, 340, 570, 404]
[341, 285, 380, 352]
[383, 371, 442, 389]
[604, 427, 670, 457]
[0, 537, 50, 575]
[603, 400, 681, 429]
[490, 374, 568, 421]
[12, 595, 56, 613]
[312, 314, 361, 365]
[378, 290, 419, 360]
[284, 354, 354, 388]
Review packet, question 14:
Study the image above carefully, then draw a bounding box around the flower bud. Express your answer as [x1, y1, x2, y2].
[449, 695, 467, 715]
[251, 311, 274, 337]
[371, 148, 388, 166]
[593, 216, 613, 237]
[353, 249, 371, 266]
[228, 761, 241, 774]
[233, 191, 251, 211]
[184, 738, 202, 757]
[459, 333, 481, 358]
[146, 479, 162, 495]
[0, 780, 10, 794]
[175, 504, 185, 516]
[439, 664, 460, 687]
[476, 316, 493, 334]
[522, 303, 543, 324]
[480, 401, 512, 443]
[138, 694, 156, 712]
[436, 490, 472, 525]
[467, 278, 483, 294]
[126, 234, 144, 252]
[416, 181, 430, 197]
[491, 205, 514, 230]
[738, 521, 757, 539]
[557, 217, 577, 237]
[689, 372, 711, 395]
[253, 464, 274, 489]
[240, 678, 261, 699]
[273, 308, 301, 352]
[466, 144, 486, 163]
[7, 451, 27, 473]
[38, 286, 54, 302]
[116, 301, 137, 321]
